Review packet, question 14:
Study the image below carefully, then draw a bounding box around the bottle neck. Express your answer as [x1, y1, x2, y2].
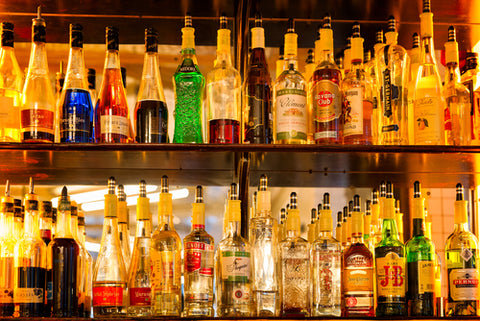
[227, 220, 240, 237]
[351, 232, 364, 244]
[24, 209, 40, 238]
[381, 218, 399, 240]
[159, 213, 174, 231]
[135, 218, 152, 238]
[78, 224, 86, 245]
[454, 221, 470, 233]
[215, 51, 233, 67]
[412, 218, 425, 236]
[318, 230, 332, 238]
[70, 215, 79, 239]
[0, 210, 14, 238]
[104, 49, 121, 70]
[56, 208, 73, 239]
[26, 41, 49, 78]
[64, 46, 88, 90]
[286, 228, 299, 239]
[321, 49, 335, 65]
[420, 36, 437, 66]
[445, 62, 461, 84]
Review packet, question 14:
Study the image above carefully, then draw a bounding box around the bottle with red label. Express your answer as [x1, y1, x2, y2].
[183, 186, 214, 316]
[445, 183, 480, 316]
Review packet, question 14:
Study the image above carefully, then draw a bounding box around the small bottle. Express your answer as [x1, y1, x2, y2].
[183, 186, 215, 316]
[173, 14, 205, 143]
[87, 68, 97, 108]
[461, 52, 480, 143]
[39, 201, 52, 245]
[135, 28, 168, 143]
[77, 206, 93, 317]
[408, 33, 421, 144]
[117, 185, 131, 270]
[275, 45, 285, 81]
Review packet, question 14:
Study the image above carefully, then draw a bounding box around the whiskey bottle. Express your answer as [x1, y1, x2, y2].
[461, 52, 480, 143]
[0, 181, 15, 316]
[117, 185, 131, 270]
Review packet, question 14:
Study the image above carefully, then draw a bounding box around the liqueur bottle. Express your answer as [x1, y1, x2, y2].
[117, 185, 131, 270]
[244, 13, 273, 144]
[274, 19, 307, 144]
[127, 180, 152, 316]
[135, 28, 168, 143]
[21, 8, 55, 143]
[92, 177, 127, 316]
[151, 175, 182, 316]
[461, 52, 480, 142]
[445, 183, 480, 316]
[38, 201, 52, 245]
[408, 33, 421, 144]
[58, 23, 94, 143]
[342, 195, 374, 317]
[173, 14, 205, 143]
[94, 27, 130, 143]
[77, 206, 93, 317]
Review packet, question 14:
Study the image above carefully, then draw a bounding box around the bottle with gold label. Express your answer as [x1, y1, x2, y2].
[445, 183, 480, 316]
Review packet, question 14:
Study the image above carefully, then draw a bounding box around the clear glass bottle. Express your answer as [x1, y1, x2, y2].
[117, 185, 131, 271]
[183, 186, 214, 316]
[173, 14, 205, 143]
[92, 177, 127, 317]
[460, 52, 480, 143]
[151, 175, 182, 316]
[408, 33, 421, 144]
[77, 206, 93, 317]
[366, 29, 384, 145]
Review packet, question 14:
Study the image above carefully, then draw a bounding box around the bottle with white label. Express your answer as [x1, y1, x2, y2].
[445, 183, 480, 316]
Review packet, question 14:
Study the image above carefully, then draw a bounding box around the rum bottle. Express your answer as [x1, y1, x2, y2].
[0, 181, 15, 316]
[117, 185, 131, 270]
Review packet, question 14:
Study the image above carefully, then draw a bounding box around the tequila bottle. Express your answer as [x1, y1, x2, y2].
[0, 181, 15, 316]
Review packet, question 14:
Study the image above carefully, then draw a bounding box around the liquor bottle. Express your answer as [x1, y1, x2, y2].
[341, 206, 348, 248]
[135, 28, 168, 143]
[305, 49, 315, 144]
[395, 199, 404, 242]
[13, 178, 46, 317]
[280, 192, 310, 317]
[173, 14, 205, 143]
[343, 37, 351, 77]
[376, 16, 409, 145]
[274, 19, 307, 144]
[244, 13, 273, 144]
[151, 175, 182, 316]
[461, 52, 480, 142]
[276, 45, 284, 81]
[347, 200, 353, 244]
[77, 206, 93, 317]
[279, 207, 286, 241]
[13, 199, 23, 241]
[87, 68, 97, 109]
[207, 15, 241, 144]
[335, 211, 342, 241]
[342, 23, 373, 144]
[315, 202, 322, 236]
[312, 193, 341, 316]
[305, 49, 315, 82]
[375, 181, 406, 316]
[368, 29, 384, 145]
[39, 201, 52, 245]
[250, 175, 279, 316]
[425, 213, 444, 316]
[92, 177, 127, 316]
[69, 201, 87, 315]
[307, 209, 316, 243]
[408, 33, 421, 144]
[58, 24, 93, 143]
[0, 22, 22, 142]
[443, 26, 471, 145]
[364, 200, 374, 252]
[342, 195, 374, 316]
[183, 186, 214, 316]
[51, 208, 56, 239]
[216, 183, 252, 316]
[311, 14, 342, 144]
[94, 27, 130, 143]
[413, 0, 446, 145]
[0, 181, 15, 316]
[445, 183, 480, 316]
[127, 180, 152, 316]
[117, 185, 131, 270]
[21, 8, 55, 143]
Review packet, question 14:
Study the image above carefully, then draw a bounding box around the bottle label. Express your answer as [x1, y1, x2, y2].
[313, 251, 342, 305]
[275, 88, 307, 141]
[312, 80, 341, 123]
[413, 95, 443, 143]
[92, 286, 123, 306]
[61, 114, 90, 135]
[449, 268, 479, 301]
[13, 288, 44, 304]
[0, 287, 13, 304]
[0, 95, 19, 129]
[221, 251, 250, 282]
[46, 281, 53, 300]
[244, 92, 273, 143]
[376, 252, 406, 299]
[20, 109, 54, 132]
[129, 287, 151, 306]
[343, 87, 364, 137]
[184, 241, 214, 275]
[100, 115, 129, 136]
[343, 261, 374, 310]
[418, 261, 435, 294]
[179, 65, 197, 73]
[383, 69, 392, 117]
[150, 248, 180, 291]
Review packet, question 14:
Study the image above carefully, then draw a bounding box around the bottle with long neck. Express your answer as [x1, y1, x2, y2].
[13, 199, 23, 242]
[21, 8, 55, 143]
[173, 14, 204, 143]
[92, 177, 127, 317]
[408, 33, 421, 144]
[70, 201, 87, 316]
[77, 206, 92, 317]
[461, 52, 480, 143]
[343, 37, 351, 78]
[117, 185, 131, 270]
[341, 206, 348, 248]
[367, 29, 384, 144]
[94, 27, 130, 143]
[244, 13, 272, 144]
[59, 23, 93, 143]
[151, 176, 182, 316]
[413, 0, 446, 145]
[135, 28, 168, 143]
[39, 201, 52, 246]
[370, 189, 381, 246]
[305, 48, 315, 144]
[274, 18, 307, 144]
[445, 183, 480, 316]
[335, 211, 342, 241]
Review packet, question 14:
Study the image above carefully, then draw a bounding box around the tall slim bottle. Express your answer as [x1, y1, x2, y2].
[39, 201, 52, 245]
[369, 29, 384, 144]
[77, 206, 92, 317]
[307, 209, 316, 243]
[408, 33, 421, 144]
[69, 201, 86, 315]
[305, 49, 315, 143]
[0, 181, 15, 316]
[461, 52, 480, 143]
[117, 185, 131, 270]
[173, 14, 204, 143]
[21, 8, 55, 143]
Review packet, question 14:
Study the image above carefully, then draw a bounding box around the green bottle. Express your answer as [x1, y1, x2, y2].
[173, 13, 205, 143]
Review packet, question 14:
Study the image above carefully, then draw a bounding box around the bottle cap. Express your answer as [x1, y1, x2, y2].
[1, 22, 14, 48]
[251, 13, 265, 49]
[40, 200, 53, 218]
[32, 6, 46, 43]
[350, 23, 363, 62]
[106, 26, 119, 51]
[71, 200, 78, 217]
[25, 177, 39, 211]
[286, 192, 300, 232]
[70, 23, 83, 48]
[444, 26, 458, 64]
[454, 183, 468, 224]
[319, 209, 332, 232]
[351, 211, 364, 236]
[117, 184, 128, 223]
[284, 18, 297, 58]
[228, 183, 241, 222]
[104, 177, 117, 218]
[319, 13, 334, 52]
[420, 10, 434, 38]
[412, 181, 425, 219]
[137, 180, 150, 221]
[145, 27, 158, 53]
[182, 14, 196, 50]
[192, 185, 205, 227]
[0, 180, 14, 213]
[59, 186, 71, 213]
[383, 181, 395, 219]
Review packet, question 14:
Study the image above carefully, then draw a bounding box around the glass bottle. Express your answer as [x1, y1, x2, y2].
[371, 189, 382, 246]
[21, 8, 55, 143]
[173, 14, 205, 143]
[183, 186, 214, 316]
[365, 30, 383, 145]
[127, 180, 152, 316]
[117, 184, 131, 270]
[13, 178, 46, 317]
[395, 199, 404, 242]
[274, 18, 307, 144]
[341, 206, 348, 248]
[92, 177, 127, 317]
[445, 183, 479, 316]
[13, 199, 23, 242]
[151, 175, 182, 316]
[87, 68, 97, 109]
[216, 183, 252, 317]
[276, 45, 284, 81]
[0, 181, 15, 316]
[342, 195, 374, 317]
[305, 49, 315, 144]
[70, 201, 86, 315]
[460, 52, 480, 143]
[364, 200, 374, 252]
[206, 15, 241, 144]
[135, 28, 168, 143]
[335, 211, 342, 241]
[77, 206, 93, 317]
[39, 201, 52, 246]
[0, 22, 22, 142]
[307, 208, 316, 243]
[424, 214, 444, 316]
[249, 174, 279, 316]
[94, 27, 130, 143]
[408, 33, 421, 144]
[311, 14, 342, 144]
[343, 37, 351, 78]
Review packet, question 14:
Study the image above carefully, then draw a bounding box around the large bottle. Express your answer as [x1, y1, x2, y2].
[58, 23, 94, 143]
[116, 185, 131, 270]
[173, 14, 205, 143]
[273, 19, 307, 144]
[445, 183, 480, 316]
[21, 8, 55, 143]
[460, 52, 480, 143]
[135, 28, 168, 143]
[151, 175, 182, 316]
[244, 13, 273, 144]
[94, 27, 130, 143]
[207, 15, 241, 144]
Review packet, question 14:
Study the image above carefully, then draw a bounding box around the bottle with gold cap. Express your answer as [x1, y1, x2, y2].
[117, 185, 131, 271]
[216, 183, 252, 317]
[445, 183, 480, 316]
[342, 195, 374, 316]
[335, 211, 342, 242]
[315, 202, 322, 237]
[127, 180, 152, 316]
[307, 208, 317, 243]
[92, 177, 126, 317]
[341, 206, 349, 248]
[312, 193, 341, 316]
[395, 200, 404, 242]
[77, 205, 93, 317]
[151, 175, 182, 316]
[280, 192, 311, 316]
